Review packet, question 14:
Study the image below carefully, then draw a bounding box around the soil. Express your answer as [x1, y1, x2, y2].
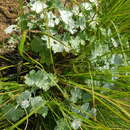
[0, 0, 19, 41]
[0, 0, 20, 55]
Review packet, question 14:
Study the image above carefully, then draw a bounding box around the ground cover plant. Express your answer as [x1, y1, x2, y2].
[0, 0, 130, 129]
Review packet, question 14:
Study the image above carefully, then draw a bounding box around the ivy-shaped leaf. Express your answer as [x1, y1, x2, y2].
[31, 36, 51, 64]
[30, 96, 48, 118]
[70, 88, 82, 103]
[54, 118, 69, 130]
[16, 91, 31, 109]
[71, 119, 81, 130]
[25, 70, 58, 91]
[38, 106, 48, 118]
[30, 96, 43, 107]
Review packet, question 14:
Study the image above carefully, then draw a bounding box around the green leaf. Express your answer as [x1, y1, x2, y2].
[31, 36, 43, 53]
[30, 96, 48, 118]
[30, 96, 43, 107]
[16, 91, 31, 104]
[24, 70, 37, 86]
[25, 70, 58, 91]
[54, 119, 69, 130]
[81, 103, 90, 112]
[16, 91, 31, 109]
[70, 88, 82, 103]
[38, 106, 48, 118]
[1, 104, 24, 122]
[71, 119, 81, 130]
[31, 36, 51, 64]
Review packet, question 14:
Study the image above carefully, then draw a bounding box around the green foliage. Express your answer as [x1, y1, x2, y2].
[25, 70, 58, 91]
[31, 36, 51, 64]
[54, 118, 69, 130]
[30, 96, 48, 118]
[16, 90, 31, 109]
[0, 0, 130, 129]
[1, 104, 24, 122]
